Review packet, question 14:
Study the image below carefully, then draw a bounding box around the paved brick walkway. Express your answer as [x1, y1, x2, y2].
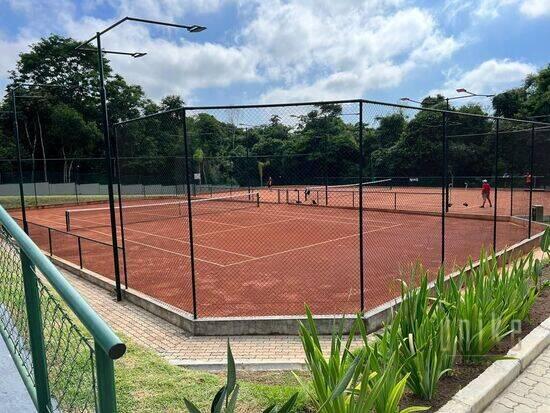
[485, 345, 550, 413]
[57, 267, 342, 366]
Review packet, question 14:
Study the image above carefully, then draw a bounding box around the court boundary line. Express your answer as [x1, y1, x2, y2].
[222, 223, 403, 268]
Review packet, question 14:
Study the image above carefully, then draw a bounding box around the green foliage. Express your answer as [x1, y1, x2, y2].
[541, 226, 550, 255]
[394, 268, 457, 400]
[453, 251, 539, 362]
[184, 341, 299, 413]
[298, 307, 428, 413]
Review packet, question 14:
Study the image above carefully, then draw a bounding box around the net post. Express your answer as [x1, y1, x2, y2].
[286, 188, 289, 204]
[528, 124, 535, 238]
[358, 101, 365, 313]
[183, 108, 198, 320]
[256, 193, 260, 207]
[441, 111, 447, 265]
[493, 119, 499, 251]
[277, 188, 280, 203]
[394, 192, 397, 210]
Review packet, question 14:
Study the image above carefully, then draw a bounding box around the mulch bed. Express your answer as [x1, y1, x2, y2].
[400, 265, 550, 411]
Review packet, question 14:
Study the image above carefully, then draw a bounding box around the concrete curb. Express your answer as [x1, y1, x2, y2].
[48, 232, 545, 336]
[437, 315, 550, 413]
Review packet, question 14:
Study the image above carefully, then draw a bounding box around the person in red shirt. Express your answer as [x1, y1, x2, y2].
[480, 179, 492, 208]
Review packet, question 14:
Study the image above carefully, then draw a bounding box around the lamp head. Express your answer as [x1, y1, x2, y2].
[188, 25, 207, 33]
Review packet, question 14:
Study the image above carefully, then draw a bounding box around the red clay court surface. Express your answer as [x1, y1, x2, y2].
[13, 187, 548, 318]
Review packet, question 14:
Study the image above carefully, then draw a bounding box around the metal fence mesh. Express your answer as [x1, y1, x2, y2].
[5, 99, 549, 319]
[0, 225, 97, 412]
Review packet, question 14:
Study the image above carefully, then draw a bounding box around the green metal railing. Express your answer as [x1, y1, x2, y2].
[0, 205, 126, 412]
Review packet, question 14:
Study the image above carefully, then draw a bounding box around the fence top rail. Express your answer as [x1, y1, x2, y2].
[1, 206, 126, 359]
[113, 98, 550, 128]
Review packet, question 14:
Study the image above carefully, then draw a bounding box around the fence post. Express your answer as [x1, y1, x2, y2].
[96, 32, 122, 302]
[528, 124, 535, 238]
[493, 119, 500, 251]
[358, 101, 365, 313]
[182, 108, 198, 319]
[48, 227, 52, 256]
[113, 128, 129, 289]
[94, 341, 117, 413]
[21, 251, 52, 412]
[441, 111, 447, 264]
[12, 90, 28, 234]
[78, 236, 83, 268]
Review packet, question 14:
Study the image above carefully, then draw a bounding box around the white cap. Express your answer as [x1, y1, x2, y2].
[482, 179, 488, 183]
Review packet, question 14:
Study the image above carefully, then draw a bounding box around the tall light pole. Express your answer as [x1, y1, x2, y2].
[401, 88, 495, 109]
[75, 17, 206, 303]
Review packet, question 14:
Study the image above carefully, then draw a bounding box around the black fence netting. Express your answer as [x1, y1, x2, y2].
[115, 110, 195, 315]
[5, 99, 549, 319]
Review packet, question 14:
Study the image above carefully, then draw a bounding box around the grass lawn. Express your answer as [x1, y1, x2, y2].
[115, 336, 311, 413]
[0, 195, 109, 209]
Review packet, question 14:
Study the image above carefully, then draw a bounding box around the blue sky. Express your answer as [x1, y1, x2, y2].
[0, 0, 549, 107]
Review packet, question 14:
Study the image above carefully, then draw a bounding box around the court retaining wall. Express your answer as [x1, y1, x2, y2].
[46, 230, 544, 335]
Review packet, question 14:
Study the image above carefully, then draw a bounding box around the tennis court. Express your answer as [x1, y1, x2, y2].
[16, 184, 545, 318]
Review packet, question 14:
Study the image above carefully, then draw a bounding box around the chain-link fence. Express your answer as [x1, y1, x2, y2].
[6, 99, 550, 319]
[0, 206, 124, 412]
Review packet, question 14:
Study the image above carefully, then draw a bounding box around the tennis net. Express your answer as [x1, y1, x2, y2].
[304, 179, 392, 199]
[65, 192, 260, 231]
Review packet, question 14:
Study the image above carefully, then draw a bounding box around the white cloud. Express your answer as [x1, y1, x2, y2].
[519, 0, 550, 17]
[246, 2, 460, 102]
[429, 59, 536, 104]
[446, 0, 550, 19]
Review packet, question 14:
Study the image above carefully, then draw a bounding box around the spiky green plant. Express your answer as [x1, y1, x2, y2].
[184, 341, 298, 413]
[395, 268, 457, 400]
[297, 307, 427, 412]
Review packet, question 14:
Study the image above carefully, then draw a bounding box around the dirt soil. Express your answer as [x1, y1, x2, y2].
[400, 264, 550, 412]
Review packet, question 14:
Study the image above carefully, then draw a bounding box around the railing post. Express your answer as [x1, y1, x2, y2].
[20, 251, 52, 412]
[94, 342, 117, 413]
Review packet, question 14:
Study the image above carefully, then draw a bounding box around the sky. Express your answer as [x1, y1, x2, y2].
[0, 0, 549, 107]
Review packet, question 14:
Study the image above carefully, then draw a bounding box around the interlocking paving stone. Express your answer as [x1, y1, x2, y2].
[485, 346, 550, 413]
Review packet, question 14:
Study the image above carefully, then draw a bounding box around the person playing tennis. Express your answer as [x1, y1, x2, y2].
[267, 176, 273, 191]
[480, 179, 492, 208]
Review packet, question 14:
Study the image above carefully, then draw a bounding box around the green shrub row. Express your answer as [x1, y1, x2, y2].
[297, 227, 549, 411]
[183, 227, 549, 412]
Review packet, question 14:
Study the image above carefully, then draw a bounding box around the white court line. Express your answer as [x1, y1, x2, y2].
[223, 223, 403, 268]
[265, 205, 402, 225]
[112, 224, 256, 259]
[32, 215, 226, 267]
[195, 217, 305, 237]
